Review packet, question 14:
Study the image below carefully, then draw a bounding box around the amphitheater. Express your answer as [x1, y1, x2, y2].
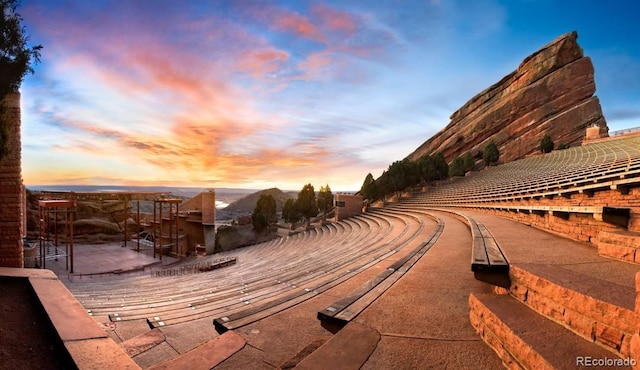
[3, 32, 640, 369]
[12, 131, 634, 369]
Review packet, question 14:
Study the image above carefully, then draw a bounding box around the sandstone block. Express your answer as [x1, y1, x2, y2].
[621, 334, 633, 360]
[508, 282, 529, 302]
[598, 242, 636, 262]
[563, 308, 596, 341]
[595, 322, 624, 351]
[630, 334, 640, 369]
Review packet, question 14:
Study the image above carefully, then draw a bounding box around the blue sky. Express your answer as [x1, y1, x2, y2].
[18, 0, 640, 191]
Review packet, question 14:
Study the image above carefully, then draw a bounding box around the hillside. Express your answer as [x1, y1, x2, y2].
[217, 188, 296, 219]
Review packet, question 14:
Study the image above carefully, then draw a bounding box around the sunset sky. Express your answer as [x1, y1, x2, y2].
[19, 0, 640, 191]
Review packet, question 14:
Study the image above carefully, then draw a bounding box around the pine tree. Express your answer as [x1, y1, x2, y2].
[483, 141, 500, 166]
[251, 193, 276, 232]
[0, 0, 42, 160]
[360, 173, 378, 201]
[296, 183, 318, 228]
[539, 134, 555, 153]
[317, 184, 333, 221]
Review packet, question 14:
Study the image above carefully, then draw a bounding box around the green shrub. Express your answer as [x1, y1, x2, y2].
[540, 135, 554, 153]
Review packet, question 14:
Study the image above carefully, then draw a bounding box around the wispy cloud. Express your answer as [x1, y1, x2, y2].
[236, 49, 290, 80]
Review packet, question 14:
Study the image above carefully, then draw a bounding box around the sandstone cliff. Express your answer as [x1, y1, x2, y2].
[407, 31, 608, 165]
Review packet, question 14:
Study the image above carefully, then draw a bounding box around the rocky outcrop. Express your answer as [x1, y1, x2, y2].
[407, 31, 608, 165]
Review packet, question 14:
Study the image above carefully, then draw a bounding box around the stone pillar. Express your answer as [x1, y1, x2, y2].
[202, 190, 216, 225]
[201, 190, 216, 255]
[0, 93, 24, 267]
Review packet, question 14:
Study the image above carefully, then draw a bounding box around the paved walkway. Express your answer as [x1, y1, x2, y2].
[354, 212, 502, 369]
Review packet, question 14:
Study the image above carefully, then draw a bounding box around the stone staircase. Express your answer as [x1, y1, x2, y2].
[469, 263, 639, 369]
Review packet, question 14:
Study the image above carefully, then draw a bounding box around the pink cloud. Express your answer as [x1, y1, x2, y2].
[269, 7, 326, 43]
[240, 4, 326, 43]
[235, 48, 290, 79]
[312, 3, 358, 35]
[296, 50, 336, 80]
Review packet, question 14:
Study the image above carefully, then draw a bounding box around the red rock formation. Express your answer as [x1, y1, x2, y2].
[407, 31, 608, 165]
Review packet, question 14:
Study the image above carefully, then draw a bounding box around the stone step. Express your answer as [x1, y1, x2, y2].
[507, 263, 637, 358]
[293, 322, 380, 369]
[278, 339, 326, 369]
[596, 230, 640, 264]
[119, 328, 165, 358]
[469, 293, 633, 369]
[147, 331, 245, 370]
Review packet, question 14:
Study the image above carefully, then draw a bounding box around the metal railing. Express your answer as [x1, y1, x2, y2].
[610, 126, 640, 136]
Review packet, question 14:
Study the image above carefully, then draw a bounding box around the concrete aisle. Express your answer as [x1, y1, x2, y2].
[355, 212, 502, 369]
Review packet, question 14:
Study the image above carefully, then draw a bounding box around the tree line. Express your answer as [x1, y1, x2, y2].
[252, 183, 334, 232]
[360, 141, 500, 202]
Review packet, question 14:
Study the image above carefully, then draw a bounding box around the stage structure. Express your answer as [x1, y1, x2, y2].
[38, 200, 75, 272]
[37, 190, 214, 257]
[38, 191, 172, 253]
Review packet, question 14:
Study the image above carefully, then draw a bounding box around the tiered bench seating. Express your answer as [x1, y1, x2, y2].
[409, 135, 640, 206]
[57, 135, 640, 367]
[66, 208, 433, 334]
[395, 136, 640, 238]
[383, 204, 510, 279]
[213, 208, 431, 333]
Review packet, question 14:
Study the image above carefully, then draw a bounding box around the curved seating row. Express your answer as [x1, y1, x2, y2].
[65, 208, 434, 331]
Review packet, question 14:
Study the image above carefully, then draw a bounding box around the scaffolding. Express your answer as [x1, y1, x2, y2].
[38, 200, 75, 273]
[152, 198, 182, 260]
[38, 191, 170, 255]
[36, 191, 189, 260]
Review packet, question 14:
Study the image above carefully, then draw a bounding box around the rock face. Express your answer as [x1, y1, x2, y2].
[407, 31, 608, 165]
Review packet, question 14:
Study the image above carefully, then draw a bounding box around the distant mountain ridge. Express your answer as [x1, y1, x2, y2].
[26, 185, 260, 199]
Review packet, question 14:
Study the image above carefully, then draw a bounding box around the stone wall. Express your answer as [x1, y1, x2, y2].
[407, 31, 608, 165]
[474, 186, 640, 243]
[0, 93, 24, 267]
